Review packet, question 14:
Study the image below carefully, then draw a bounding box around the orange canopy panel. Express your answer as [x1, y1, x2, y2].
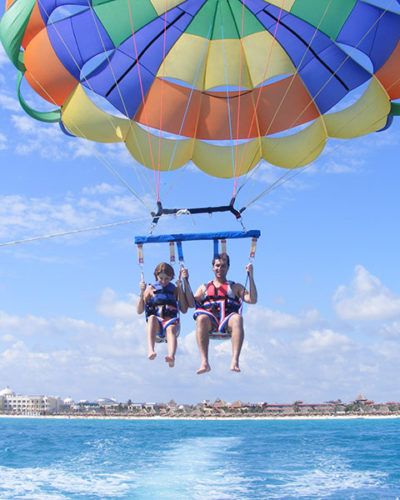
[22, 3, 46, 49]
[134, 75, 319, 140]
[376, 43, 400, 99]
[256, 75, 320, 136]
[135, 78, 202, 138]
[24, 30, 78, 106]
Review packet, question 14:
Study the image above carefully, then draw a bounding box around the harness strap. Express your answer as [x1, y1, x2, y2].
[169, 241, 175, 263]
[176, 241, 184, 262]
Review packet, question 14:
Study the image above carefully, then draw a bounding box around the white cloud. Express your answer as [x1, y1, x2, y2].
[0, 132, 7, 151]
[246, 305, 320, 332]
[0, 45, 8, 67]
[0, 191, 148, 242]
[333, 265, 400, 321]
[2, 278, 400, 403]
[0, 93, 19, 112]
[82, 183, 123, 196]
[97, 289, 137, 320]
[299, 329, 352, 354]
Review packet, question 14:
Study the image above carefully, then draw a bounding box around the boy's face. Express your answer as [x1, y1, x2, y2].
[157, 272, 173, 287]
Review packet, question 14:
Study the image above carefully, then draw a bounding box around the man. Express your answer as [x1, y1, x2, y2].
[193, 254, 257, 374]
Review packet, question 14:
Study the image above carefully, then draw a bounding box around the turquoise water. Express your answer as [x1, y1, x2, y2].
[0, 418, 399, 499]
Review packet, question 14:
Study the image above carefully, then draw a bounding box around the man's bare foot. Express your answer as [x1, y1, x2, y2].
[230, 362, 241, 372]
[165, 355, 175, 368]
[148, 352, 157, 360]
[196, 363, 211, 375]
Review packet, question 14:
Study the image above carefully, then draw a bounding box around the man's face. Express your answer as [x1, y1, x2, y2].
[213, 259, 228, 280]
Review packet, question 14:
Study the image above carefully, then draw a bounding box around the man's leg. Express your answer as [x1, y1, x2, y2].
[147, 315, 160, 360]
[227, 313, 244, 372]
[165, 323, 178, 367]
[196, 314, 212, 374]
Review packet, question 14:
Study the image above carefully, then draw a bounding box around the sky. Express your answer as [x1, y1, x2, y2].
[1, 7, 400, 405]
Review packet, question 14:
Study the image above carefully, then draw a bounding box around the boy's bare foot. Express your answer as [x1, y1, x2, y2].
[230, 361, 241, 372]
[148, 352, 157, 360]
[196, 363, 211, 375]
[165, 355, 175, 368]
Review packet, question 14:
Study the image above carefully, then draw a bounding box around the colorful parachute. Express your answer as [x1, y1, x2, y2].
[1, 0, 399, 178]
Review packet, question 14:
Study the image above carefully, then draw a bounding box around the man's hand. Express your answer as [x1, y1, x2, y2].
[246, 263, 254, 278]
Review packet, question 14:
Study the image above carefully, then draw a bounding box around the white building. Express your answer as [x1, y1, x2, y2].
[0, 387, 62, 415]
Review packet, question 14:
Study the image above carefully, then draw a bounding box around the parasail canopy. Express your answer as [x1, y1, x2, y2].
[1, 0, 399, 179]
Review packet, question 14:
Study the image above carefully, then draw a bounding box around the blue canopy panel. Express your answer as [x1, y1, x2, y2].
[47, 9, 114, 81]
[81, 1, 205, 118]
[134, 230, 261, 245]
[245, 1, 371, 114]
[337, 1, 400, 71]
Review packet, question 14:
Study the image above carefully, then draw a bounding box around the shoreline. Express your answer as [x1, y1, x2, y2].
[1, 414, 400, 421]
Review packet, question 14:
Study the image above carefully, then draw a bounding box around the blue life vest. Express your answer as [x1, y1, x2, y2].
[145, 282, 178, 320]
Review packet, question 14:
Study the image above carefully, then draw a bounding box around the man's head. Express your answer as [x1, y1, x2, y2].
[212, 253, 230, 280]
[212, 253, 230, 268]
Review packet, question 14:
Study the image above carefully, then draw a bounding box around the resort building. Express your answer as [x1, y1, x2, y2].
[0, 387, 62, 415]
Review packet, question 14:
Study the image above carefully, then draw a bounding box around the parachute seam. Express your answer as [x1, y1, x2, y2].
[105, 12, 186, 97]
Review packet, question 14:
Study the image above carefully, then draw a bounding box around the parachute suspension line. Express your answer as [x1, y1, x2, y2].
[233, 0, 287, 185]
[154, 0, 170, 202]
[229, 0, 247, 196]
[236, 0, 330, 194]
[220, 5, 236, 181]
[26, 68, 150, 211]
[237, 2, 393, 208]
[126, 0, 159, 198]
[32, 0, 153, 210]
[150, 9, 244, 229]
[240, 87, 400, 214]
[234, 0, 330, 193]
[161, 15, 215, 181]
[0, 216, 149, 248]
[85, 0, 156, 200]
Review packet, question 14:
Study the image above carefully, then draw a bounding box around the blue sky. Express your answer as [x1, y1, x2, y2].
[1, 15, 400, 404]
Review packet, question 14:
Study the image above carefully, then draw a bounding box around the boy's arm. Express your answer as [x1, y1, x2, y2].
[176, 280, 188, 313]
[136, 284, 150, 314]
[181, 267, 195, 308]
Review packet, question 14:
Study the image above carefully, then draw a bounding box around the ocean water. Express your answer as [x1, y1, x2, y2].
[0, 418, 399, 499]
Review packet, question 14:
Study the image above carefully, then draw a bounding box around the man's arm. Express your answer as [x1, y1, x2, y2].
[193, 284, 206, 305]
[238, 263, 257, 304]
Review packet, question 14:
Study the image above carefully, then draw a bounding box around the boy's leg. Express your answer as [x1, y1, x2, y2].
[147, 315, 160, 360]
[165, 323, 179, 367]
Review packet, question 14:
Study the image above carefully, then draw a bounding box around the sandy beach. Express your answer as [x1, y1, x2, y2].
[1, 414, 400, 421]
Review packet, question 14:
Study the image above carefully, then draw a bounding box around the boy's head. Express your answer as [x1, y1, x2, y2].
[154, 262, 175, 282]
